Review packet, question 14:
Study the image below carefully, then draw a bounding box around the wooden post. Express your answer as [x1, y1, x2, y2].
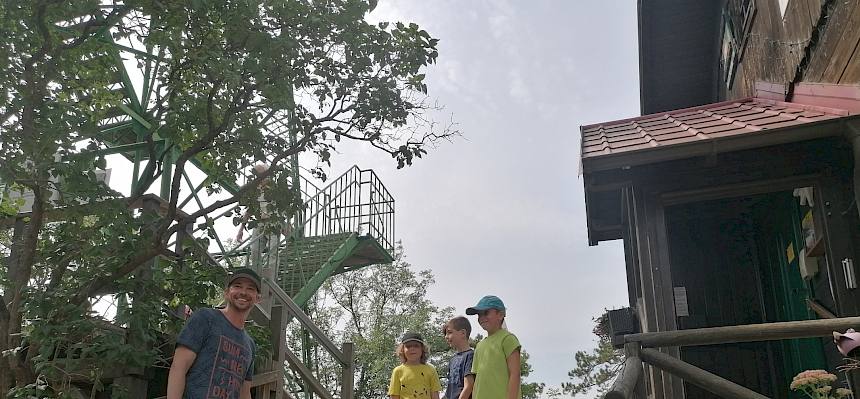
[605, 343, 643, 399]
[271, 305, 288, 399]
[340, 343, 355, 399]
[260, 229, 279, 312]
[640, 348, 770, 399]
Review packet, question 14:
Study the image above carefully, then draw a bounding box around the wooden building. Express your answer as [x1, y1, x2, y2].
[582, 1, 860, 398]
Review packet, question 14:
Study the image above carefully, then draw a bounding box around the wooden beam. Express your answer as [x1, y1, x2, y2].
[605, 356, 643, 399]
[283, 346, 334, 399]
[340, 343, 355, 399]
[806, 298, 837, 319]
[624, 316, 860, 348]
[251, 371, 281, 387]
[640, 348, 769, 399]
[265, 278, 347, 365]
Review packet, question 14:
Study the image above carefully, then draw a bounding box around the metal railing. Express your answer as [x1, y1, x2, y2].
[297, 166, 394, 253]
[216, 165, 394, 265]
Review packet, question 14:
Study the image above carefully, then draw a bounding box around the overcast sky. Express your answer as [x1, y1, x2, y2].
[324, 0, 640, 392]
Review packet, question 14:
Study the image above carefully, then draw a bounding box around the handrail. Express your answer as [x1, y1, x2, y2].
[623, 316, 860, 348]
[264, 277, 348, 365]
[605, 354, 642, 399]
[640, 348, 768, 399]
[605, 316, 860, 399]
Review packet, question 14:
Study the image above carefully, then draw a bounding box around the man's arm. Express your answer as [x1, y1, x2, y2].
[506, 348, 521, 399]
[167, 346, 197, 399]
[240, 380, 253, 399]
[458, 374, 474, 399]
[431, 391, 440, 399]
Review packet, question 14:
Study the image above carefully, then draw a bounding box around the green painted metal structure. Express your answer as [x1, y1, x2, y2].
[13, 9, 397, 399]
[63, 11, 396, 306]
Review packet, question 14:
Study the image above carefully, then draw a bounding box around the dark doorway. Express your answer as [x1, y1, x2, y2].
[665, 191, 827, 398]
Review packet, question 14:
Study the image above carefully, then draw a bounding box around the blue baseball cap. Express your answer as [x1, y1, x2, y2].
[466, 295, 506, 315]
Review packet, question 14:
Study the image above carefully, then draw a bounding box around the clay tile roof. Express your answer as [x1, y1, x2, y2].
[580, 98, 852, 168]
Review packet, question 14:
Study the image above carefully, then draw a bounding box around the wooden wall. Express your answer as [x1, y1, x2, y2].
[727, 0, 860, 100]
[805, 0, 860, 84]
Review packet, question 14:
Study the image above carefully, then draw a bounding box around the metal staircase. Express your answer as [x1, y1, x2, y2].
[214, 166, 395, 399]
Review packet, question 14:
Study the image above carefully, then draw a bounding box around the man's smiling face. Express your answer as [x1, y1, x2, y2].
[224, 277, 260, 311]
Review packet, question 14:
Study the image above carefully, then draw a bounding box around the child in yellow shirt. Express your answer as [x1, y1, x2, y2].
[388, 332, 442, 399]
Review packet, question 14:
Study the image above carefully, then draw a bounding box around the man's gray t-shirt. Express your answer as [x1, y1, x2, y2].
[445, 348, 474, 399]
[177, 308, 256, 399]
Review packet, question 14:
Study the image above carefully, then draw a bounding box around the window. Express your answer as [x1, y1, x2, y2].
[720, 1, 757, 90]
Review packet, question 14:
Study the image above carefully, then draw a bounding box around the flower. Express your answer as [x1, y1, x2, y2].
[790, 370, 850, 399]
[835, 388, 853, 398]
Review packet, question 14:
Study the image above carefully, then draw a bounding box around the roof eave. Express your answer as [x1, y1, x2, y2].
[581, 116, 859, 174]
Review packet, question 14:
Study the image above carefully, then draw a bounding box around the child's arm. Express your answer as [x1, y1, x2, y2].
[506, 348, 521, 399]
[458, 375, 474, 399]
[388, 367, 401, 399]
[431, 392, 440, 399]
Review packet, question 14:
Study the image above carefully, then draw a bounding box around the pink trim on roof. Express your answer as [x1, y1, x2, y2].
[791, 83, 860, 114]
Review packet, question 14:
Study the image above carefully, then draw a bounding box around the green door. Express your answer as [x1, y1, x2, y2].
[756, 192, 827, 395]
[666, 191, 827, 398]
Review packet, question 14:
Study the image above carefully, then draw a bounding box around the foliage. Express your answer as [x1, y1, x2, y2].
[519, 350, 545, 399]
[0, 0, 453, 395]
[307, 243, 453, 399]
[562, 310, 624, 398]
[790, 370, 852, 399]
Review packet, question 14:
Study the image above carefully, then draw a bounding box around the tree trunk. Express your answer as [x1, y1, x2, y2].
[0, 361, 11, 394]
[4, 185, 46, 389]
[355, 367, 367, 399]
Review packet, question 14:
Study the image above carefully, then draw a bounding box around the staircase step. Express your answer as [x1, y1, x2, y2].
[277, 233, 354, 297]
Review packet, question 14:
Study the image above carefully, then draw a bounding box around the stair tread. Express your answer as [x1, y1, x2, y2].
[276, 233, 355, 296]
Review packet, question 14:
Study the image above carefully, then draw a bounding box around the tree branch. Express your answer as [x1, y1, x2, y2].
[69, 244, 164, 307]
[164, 129, 317, 237]
[59, 5, 133, 50]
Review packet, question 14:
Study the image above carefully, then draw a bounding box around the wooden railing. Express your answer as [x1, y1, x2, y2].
[265, 278, 355, 399]
[604, 317, 860, 399]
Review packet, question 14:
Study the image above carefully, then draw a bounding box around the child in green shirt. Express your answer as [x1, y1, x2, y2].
[466, 295, 521, 399]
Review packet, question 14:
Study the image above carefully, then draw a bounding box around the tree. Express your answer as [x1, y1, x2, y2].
[0, 0, 454, 394]
[520, 349, 546, 399]
[562, 311, 624, 398]
[317, 243, 453, 399]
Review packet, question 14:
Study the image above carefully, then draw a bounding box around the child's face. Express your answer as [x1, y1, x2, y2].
[477, 308, 504, 332]
[444, 327, 467, 347]
[403, 341, 423, 363]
